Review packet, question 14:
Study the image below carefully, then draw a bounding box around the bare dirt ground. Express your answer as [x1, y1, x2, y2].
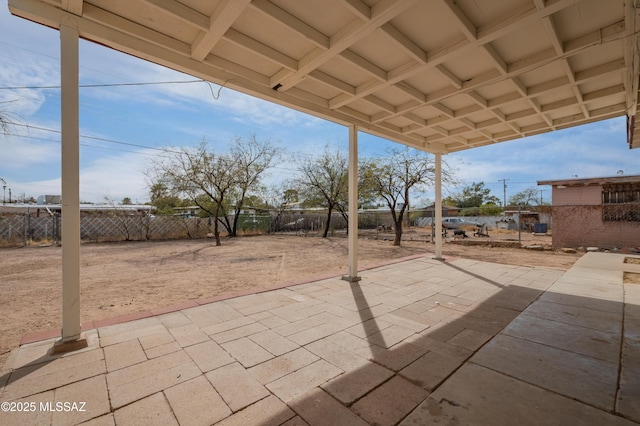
[0, 231, 580, 369]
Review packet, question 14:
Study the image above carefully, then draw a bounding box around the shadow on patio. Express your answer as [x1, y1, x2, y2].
[0, 252, 638, 425]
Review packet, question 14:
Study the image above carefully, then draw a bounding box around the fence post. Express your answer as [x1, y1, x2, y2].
[54, 213, 59, 245]
[23, 213, 27, 246]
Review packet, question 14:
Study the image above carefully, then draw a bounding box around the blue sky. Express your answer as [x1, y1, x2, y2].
[1, 6, 639, 205]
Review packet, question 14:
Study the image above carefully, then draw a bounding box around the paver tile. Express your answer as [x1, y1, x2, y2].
[106, 350, 200, 408]
[103, 339, 147, 372]
[624, 315, 640, 342]
[503, 314, 620, 363]
[356, 341, 427, 371]
[538, 291, 622, 314]
[113, 392, 177, 426]
[322, 362, 394, 404]
[272, 313, 336, 337]
[216, 395, 295, 426]
[305, 339, 369, 371]
[0, 390, 53, 425]
[79, 413, 115, 425]
[352, 376, 428, 426]
[210, 323, 268, 344]
[200, 317, 255, 336]
[184, 339, 234, 372]
[97, 317, 161, 338]
[206, 362, 269, 412]
[447, 328, 493, 351]
[379, 311, 431, 333]
[400, 363, 636, 426]
[617, 353, 640, 422]
[289, 388, 369, 426]
[2, 349, 106, 401]
[221, 338, 274, 368]
[248, 329, 299, 356]
[99, 323, 166, 347]
[291, 321, 356, 345]
[168, 323, 210, 348]
[208, 302, 246, 321]
[525, 300, 622, 333]
[472, 334, 618, 410]
[248, 348, 319, 385]
[164, 376, 231, 425]
[257, 314, 290, 328]
[366, 325, 416, 349]
[345, 318, 392, 339]
[51, 375, 110, 425]
[324, 331, 372, 352]
[144, 341, 181, 359]
[157, 311, 193, 329]
[400, 349, 467, 391]
[281, 415, 309, 426]
[9, 331, 99, 370]
[181, 306, 224, 328]
[138, 330, 175, 350]
[266, 360, 343, 402]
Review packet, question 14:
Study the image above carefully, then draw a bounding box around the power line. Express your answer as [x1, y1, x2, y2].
[4, 122, 301, 171]
[6, 121, 176, 153]
[0, 79, 206, 91]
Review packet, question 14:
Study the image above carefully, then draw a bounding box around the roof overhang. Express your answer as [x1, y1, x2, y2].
[538, 174, 640, 186]
[8, 0, 640, 153]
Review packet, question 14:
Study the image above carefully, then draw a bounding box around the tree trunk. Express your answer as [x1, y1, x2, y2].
[393, 221, 403, 246]
[223, 213, 235, 237]
[393, 208, 404, 246]
[213, 207, 221, 246]
[322, 205, 333, 238]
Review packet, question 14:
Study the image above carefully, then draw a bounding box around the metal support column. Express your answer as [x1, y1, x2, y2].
[60, 24, 82, 343]
[342, 125, 361, 282]
[434, 153, 444, 260]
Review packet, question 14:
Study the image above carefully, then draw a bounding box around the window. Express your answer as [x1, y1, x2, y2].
[602, 183, 640, 221]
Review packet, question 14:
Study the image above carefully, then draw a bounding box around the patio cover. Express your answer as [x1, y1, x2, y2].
[8, 0, 640, 151]
[7, 0, 640, 344]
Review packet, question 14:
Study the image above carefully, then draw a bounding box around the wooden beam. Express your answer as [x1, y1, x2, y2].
[61, 0, 82, 16]
[191, 0, 250, 62]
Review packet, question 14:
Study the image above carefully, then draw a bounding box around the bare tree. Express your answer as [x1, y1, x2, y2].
[508, 187, 542, 207]
[224, 135, 279, 237]
[361, 147, 456, 246]
[148, 140, 236, 246]
[295, 148, 348, 238]
[0, 100, 24, 136]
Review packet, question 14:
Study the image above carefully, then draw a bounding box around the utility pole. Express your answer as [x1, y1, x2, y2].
[539, 189, 546, 205]
[499, 178, 509, 207]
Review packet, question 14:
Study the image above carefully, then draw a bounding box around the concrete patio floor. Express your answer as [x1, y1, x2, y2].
[1, 252, 639, 425]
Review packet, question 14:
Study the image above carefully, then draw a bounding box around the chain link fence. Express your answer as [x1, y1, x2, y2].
[0, 212, 272, 247]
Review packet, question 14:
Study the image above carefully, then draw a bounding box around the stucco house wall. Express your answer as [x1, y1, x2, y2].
[539, 177, 640, 249]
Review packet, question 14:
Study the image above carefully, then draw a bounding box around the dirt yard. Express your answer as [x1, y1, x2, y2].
[0, 231, 581, 369]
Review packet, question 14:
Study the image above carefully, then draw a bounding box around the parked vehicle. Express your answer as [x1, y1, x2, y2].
[442, 217, 479, 229]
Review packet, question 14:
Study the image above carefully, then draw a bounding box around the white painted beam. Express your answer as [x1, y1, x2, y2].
[191, 0, 251, 62]
[141, 0, 209, 31]
[60, 24, 81, 342]
[343, 125, 361, 282]
[434, 153, 443, 260]
[61, 0, 82, 16]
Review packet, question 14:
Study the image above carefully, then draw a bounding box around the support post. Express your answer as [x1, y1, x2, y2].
[342, 125, 361, 282]
[434, 153, 444, 260]
[59, 24, 82, 344]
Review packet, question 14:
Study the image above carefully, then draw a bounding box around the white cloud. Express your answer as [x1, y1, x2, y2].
[79, 152, 152, 203]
